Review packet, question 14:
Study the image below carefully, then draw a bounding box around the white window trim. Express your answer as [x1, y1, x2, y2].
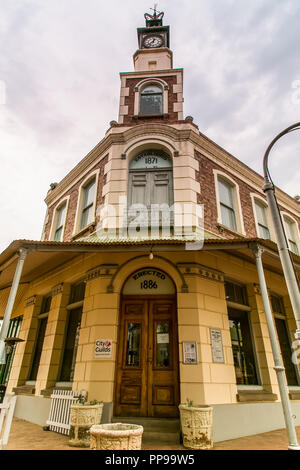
[250, 193, 275, 241]
[134, 78, 168, 116]
[73, 170, 100, 236]
[214, 170, 245, 235]
[49, 196, 70, 242]
[281, 211, 300, 254]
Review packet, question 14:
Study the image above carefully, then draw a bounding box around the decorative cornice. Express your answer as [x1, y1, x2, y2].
[85, 264, 119, 283]
[51, 283, 64, 297]
[25, 295, 37, 308]
[177, 263, 224, 283]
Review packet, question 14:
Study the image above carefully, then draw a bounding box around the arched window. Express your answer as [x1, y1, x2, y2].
[218, 177, 237, 231]
[128, 149, 173, 229]
[282, 215, 299, 255]
[79, 177, 96, 230]
[254, 199, 270, 240]
[140, 85, 163, 115]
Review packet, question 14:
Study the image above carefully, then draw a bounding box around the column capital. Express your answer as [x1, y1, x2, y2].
[18, 247, 29, 261]
[249, 242, 264, 258]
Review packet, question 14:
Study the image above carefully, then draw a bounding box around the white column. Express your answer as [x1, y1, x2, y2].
[252, 243, 300, 450]
[0, 248, 28, 364]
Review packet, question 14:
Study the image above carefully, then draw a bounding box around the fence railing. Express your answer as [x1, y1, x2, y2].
[46, 389, 83, 435]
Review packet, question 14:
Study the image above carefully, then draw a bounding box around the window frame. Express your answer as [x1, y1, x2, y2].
[251, 194, 273, 240]
[270, 292, 300, 386]
[140, 84, 163, 115]
[27, 294, 52, 382]
[73, 170, 99, 236]
[281, 212, 300, 255]
[225, 280, 261, 388]
[214, 170, 245, 235]
[133, 78, 169, 117]
[49, 197, 69, 242]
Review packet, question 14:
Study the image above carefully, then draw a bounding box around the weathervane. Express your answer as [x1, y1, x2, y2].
[144, 4, 164, 25]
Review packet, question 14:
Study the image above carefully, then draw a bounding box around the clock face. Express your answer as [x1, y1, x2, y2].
[143, 35, 163, 48]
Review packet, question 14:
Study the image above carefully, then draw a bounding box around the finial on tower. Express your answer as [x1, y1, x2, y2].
[144, 4, 164, 27]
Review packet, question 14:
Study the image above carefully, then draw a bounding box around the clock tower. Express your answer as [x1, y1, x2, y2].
[137, 9, 170, 50]
[117, 9, 184, 124]
[133, 8, 173, 72]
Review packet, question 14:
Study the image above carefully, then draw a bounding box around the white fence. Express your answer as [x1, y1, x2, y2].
[46, 389, 83, 435]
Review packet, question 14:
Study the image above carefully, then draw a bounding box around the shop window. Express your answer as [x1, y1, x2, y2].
[58, 307, 82, 382]
[28, 295, 52, 381]
[0, 316, 22, 387]
[271, 293, 299, 386]
[140, 85, 163, 115]
[225, 281, 248, 305]
[69, 281, 86, 304]
[228, 308, 259, 385]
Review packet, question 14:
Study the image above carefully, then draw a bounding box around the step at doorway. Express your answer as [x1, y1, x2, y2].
[111, 417, 181, 445]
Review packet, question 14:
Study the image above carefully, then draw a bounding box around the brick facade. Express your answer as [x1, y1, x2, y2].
[44, 155, 108, 242]
[123, 75, 180, 125]
[195, 149, 300, 239]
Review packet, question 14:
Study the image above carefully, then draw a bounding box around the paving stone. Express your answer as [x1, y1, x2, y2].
[5, 418, 300, 450]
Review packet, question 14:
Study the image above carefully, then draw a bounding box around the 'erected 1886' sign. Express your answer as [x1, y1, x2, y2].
[122, 269, 175, 295]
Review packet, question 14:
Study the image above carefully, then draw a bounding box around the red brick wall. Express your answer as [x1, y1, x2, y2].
[195, 149, 263, 239]
[195, 149, 300, 239]
[44, 155, 108, 241]
[123, 75, 179, 125]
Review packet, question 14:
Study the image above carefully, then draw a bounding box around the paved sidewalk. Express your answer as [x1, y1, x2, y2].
[5, 418, 300, 450]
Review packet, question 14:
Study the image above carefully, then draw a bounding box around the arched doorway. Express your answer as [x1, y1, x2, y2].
[114, 268, 179, 418]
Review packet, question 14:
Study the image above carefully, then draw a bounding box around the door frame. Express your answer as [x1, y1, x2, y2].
[113, 294, 180, 417]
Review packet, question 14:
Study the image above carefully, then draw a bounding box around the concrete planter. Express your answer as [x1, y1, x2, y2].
[179, 404, 213, 450]
[89, 423, 143, 450]
[69, 403, 103, 447]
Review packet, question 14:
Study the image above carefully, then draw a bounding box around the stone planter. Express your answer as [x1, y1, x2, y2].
[179, 404, 213, 450]
[89, 423, 143, 450]
[69, 403, 104, 447]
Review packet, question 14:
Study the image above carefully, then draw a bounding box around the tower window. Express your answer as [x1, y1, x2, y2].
[140, 85, 163, 115]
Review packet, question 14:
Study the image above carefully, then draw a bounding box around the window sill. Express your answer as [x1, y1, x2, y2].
[237, 389, 278, 402]
[41, 384, 73, 398]
[216, 223, 245, 238]
[133, 113, 169, 120]
[12, 384, 36, 396]
[288, 388, 300, 400]
[72, 222, 96, 240]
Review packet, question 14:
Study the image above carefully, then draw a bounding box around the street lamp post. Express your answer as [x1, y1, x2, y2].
[262, 122, 300, 449]
[263, 122, 300, 340]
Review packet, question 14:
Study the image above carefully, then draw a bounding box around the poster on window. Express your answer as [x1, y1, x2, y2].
[210, 328, 225, 363]
[94, 339, 113, 358]
[182, 341, 198, 364]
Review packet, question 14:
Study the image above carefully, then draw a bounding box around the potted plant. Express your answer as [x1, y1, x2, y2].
[179, 399, 213, 450]
[69, 393, 104, 448]
[89, 423, 143, 450]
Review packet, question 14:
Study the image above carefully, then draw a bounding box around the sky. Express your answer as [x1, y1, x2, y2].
[0, 0, 299, 253]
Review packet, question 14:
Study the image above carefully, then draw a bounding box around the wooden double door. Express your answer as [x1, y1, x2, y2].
[114, 296, 179, 418]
